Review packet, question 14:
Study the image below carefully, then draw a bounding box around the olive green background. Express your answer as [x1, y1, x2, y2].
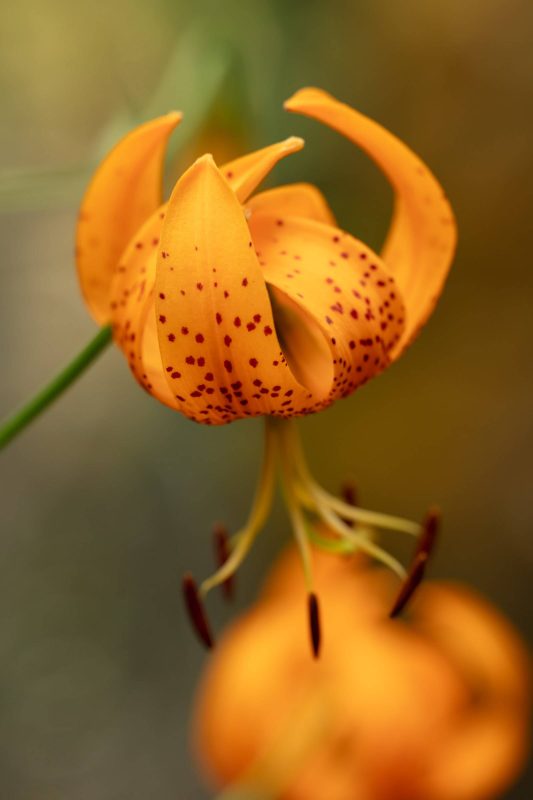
[0, 0, 531, 797]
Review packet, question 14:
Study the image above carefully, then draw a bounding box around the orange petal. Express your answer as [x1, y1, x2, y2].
[108, 206, 178, 409]
[413, 583, 531, 800]
[247, 183, 336, 225]
[285, 88, 457, 357]
[76, 112, 182, 324]
[154, 155, 314, 425]
[249, 212, 406, 405]
[220, 137, 304, 204]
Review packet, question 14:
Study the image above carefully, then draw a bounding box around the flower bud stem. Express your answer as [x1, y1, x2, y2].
[0, 325, 112, 451]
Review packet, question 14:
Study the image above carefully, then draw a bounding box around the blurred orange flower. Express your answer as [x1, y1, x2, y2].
[194, 545, 531, 800]
[76, 88, 456, 425]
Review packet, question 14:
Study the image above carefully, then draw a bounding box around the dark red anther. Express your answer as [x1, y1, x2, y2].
[182, 573, 214, 649]
[341, 479, 358, 508]
[213, 523, 234, 600]
[341, 479, 358, 527]
[417, 506, 440, 559]
[389, 507, 441, 618]
[308, 592, 321, 659]
[390, 552, 428, 619]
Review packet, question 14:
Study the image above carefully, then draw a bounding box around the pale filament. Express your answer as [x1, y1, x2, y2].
[199, 416, 423, 600]
[200, 421, 277, 597]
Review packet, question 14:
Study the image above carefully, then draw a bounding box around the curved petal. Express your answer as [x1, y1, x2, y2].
[108, 206, 178, 409]
[154, 155, 316, 425]
[76, 112, 182, 324]
[107, 140, 310, 421]
[249, 212, 406, 404]
[284, 88, 457, 357]
[247, 183, 336, 225]
[97, 136, 298, 311]
[220, 137, 304, 204]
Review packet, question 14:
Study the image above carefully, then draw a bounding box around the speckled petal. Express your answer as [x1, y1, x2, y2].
[247, 183, 336, 225]
[154, 155, 315, 425]
[284, 88, 457, 357]
[220, 137, 304, 203]
[76, 112, 182, 324]
[249, 213, 406, 403]
[108, 206, 178, 408]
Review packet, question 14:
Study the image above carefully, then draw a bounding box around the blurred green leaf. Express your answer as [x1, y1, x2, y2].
[0, 24, 239, 215]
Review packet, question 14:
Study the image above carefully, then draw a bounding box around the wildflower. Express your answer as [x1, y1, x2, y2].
[76, 89, 457, 649]
[194, 545, 531, 800]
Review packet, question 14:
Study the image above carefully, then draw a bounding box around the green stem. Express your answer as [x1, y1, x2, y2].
[0, 325, 113, 450]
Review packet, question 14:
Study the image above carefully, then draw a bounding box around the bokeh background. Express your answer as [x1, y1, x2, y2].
[1, 0, 532, 797]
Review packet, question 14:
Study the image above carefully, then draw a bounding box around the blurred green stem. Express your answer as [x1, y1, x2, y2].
[0, 325, 112, 450]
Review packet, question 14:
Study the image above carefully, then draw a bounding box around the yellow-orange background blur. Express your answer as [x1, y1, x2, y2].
[0, 1, 531, 797]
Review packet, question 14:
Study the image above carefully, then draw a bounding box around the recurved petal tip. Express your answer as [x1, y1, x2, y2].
[165, 110, 183, 123]
[191, 152, 217, 170]
[284, 87, 333, 111]
[77, 110, 182, 323]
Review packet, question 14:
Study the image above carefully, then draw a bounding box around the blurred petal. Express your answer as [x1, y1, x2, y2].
[248, 183, 336, 225]
[155, 155, 312, 424]
[285, 88, 457, 357]
[76, 112, 182, 324]
[413, 583, 531, 800]
[194, 552, 464, 800]
[249, 213, 406, 403]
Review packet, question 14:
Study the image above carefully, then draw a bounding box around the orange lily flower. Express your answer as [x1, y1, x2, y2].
[76, 90, 457, 650]
[77, 87, 455, 423]
[194, 546, 531, 800]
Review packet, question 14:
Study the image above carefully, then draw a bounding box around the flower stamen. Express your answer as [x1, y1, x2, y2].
[308, 592, 321, 659]
[389, 507, 441, 618]
[213, 523, 234, 600]
[183, 417, 441, 652]
[389, 552, 428, 619]
[283, 421, 421, 537]
[340, 479, 358, 526]
[182, 573, 215, 649]
[199, 421, 277, 598]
